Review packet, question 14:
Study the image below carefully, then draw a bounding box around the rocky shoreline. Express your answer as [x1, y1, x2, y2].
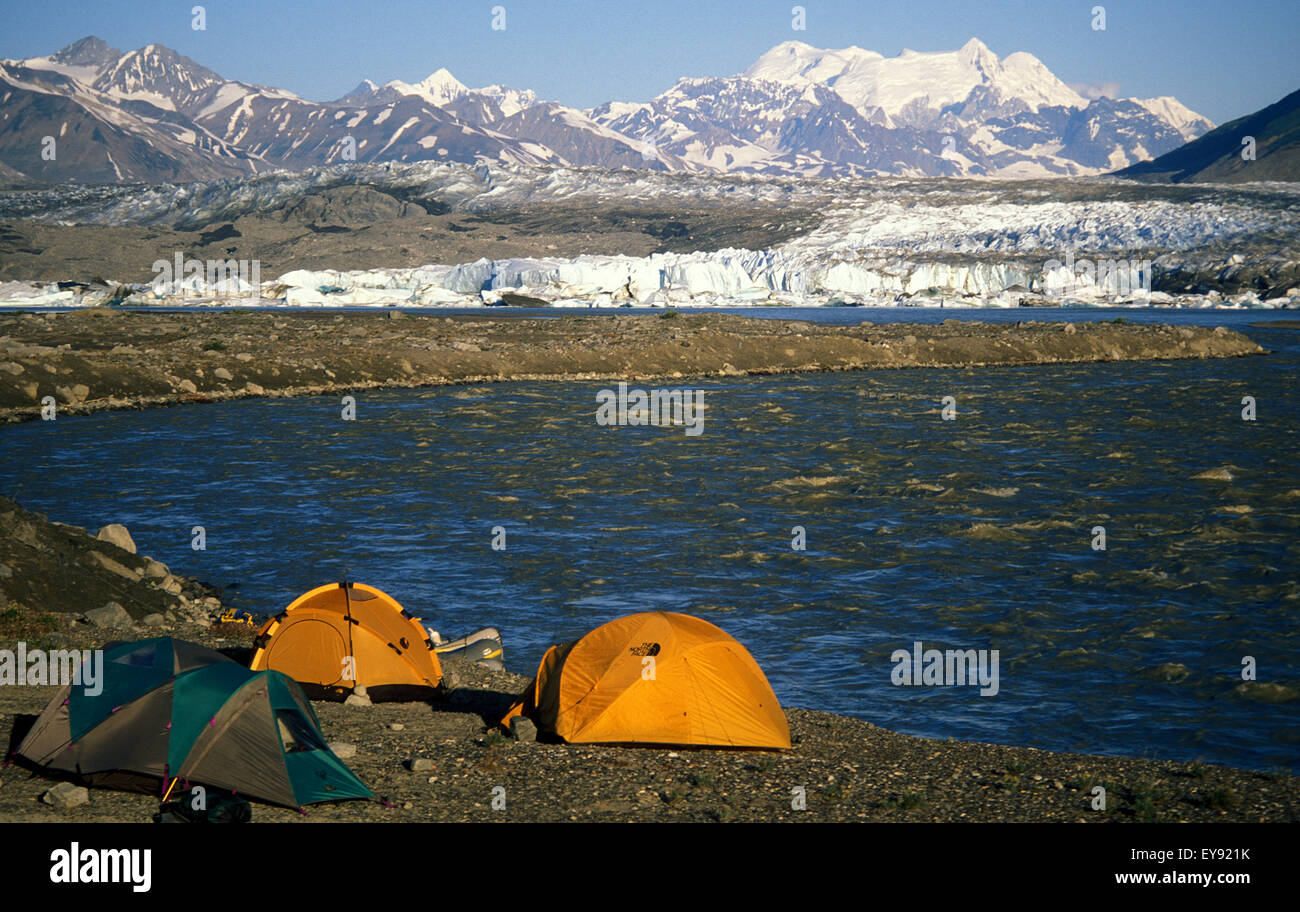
[0, 309, 1267, 423]
[0, 497, 1295, 823]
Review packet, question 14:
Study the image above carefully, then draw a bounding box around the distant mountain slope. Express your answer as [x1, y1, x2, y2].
[0, 59, 258, 182]
[1116, 88, 1300, 183]
[0, 35, 1216, 184]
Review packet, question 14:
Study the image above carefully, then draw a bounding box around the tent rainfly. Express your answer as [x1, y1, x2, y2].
[503, 611, 790, 749]
[15, 637, 373, 809]
[250, 582, 443, 702]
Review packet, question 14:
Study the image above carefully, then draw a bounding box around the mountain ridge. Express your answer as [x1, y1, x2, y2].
[1116, 88, 1300, 184]
[0, 35, 1218, 185]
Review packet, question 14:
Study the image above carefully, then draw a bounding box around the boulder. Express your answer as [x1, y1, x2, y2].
[510, 716, 538, 743]
[343, 692, 372, 707]
[42, 782, 90, 809]
[328, 742, 357, 760]
[95, 523, 136, 554]
[141, 613, 166, 627]
[90, 551, 140, 580]
[142, 557, 170, 579]
[405, 758, 435, 772]
[85, 602, 133, 628]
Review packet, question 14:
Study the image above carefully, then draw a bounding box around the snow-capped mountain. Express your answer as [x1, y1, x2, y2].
[1118, 87, 1300, 184]
[1131, 96, 1215, 142]
[0, 35, 1215, 185]
[589, 38, 1212, 178]
[357, 68, 468, 108]
[744, 38, 1087, 124]
[0, 40, 260, 183]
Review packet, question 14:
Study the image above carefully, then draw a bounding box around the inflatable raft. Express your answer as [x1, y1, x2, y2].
[429, 626, 505, 671]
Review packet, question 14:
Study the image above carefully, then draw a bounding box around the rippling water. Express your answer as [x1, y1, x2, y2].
[2, 308, 1297, 771]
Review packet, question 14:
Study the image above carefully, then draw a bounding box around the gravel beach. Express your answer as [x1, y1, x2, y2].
[0, 308, 1265, 423]
[1, 496, 1295, 823]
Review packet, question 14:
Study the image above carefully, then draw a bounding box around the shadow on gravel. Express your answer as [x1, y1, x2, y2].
[4, 713, 36, 760]
[441, 686, 519, 728]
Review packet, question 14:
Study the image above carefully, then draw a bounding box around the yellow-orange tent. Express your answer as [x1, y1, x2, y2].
[250, 582, 442, 701]
[502, 612, 790, 749]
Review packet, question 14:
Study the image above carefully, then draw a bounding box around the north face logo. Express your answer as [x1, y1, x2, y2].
[629, 643, 661, 657]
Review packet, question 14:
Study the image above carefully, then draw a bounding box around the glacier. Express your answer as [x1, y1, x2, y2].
[2, 161, 1297, 310]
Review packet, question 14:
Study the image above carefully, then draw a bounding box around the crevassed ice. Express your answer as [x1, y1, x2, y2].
[2, 162, 1297, 308]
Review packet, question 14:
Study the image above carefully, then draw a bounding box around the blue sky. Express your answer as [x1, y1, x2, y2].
[2, 0, 1297, 123]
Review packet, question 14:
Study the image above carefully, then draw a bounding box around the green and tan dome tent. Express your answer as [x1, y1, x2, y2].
[14, 637, 373, 809]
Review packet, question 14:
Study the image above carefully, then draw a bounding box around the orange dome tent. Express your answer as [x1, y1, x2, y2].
[250, 582, 443, 701]
[502, 612, 790, 749]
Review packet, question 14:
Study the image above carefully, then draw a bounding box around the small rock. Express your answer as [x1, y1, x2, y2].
[177, 379, 197, 394]
[405, 758, 435, 772]
[389, 723, 405, 731]
[159, 575, 183, 596]
[141, 613, 166, 627]
[450, 340, 481, 352]
[42, 782, 90, 809]
[343, 692, 372, 707]
[235, 353, 253, 362]
[1193, 467, 1234, 482]
[353, 685, 368, 697]
[96, 523, 136, 554]
[510, 716, 538, 743]
[0, 563, 12, 578]
[214, 367, 234, 381]
[403, 801, 414, 810]
[85, 602, 132, 628]
[1062, 323, 1076, 334]
[56, 383, 90, 404]
[244, 382, 265, 395]
[329, 742, 357, 760]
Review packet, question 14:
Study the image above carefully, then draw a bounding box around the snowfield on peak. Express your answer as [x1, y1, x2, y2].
[744, 38, 1088, 122]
